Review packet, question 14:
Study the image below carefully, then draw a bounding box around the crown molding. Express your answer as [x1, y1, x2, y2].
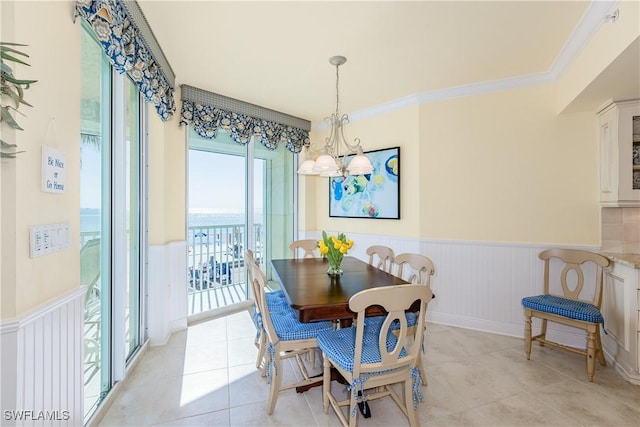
[312, 0, 618, 129]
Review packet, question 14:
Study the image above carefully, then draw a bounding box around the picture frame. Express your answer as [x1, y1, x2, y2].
[329, 146, 400, 219]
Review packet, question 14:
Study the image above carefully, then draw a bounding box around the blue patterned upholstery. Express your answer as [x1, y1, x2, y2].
[522, 294, 604, 324]
[367, 312, 418, 331]
[252, 291, 292, 334]
[271, 313, 334, 341]
[264, 312, 334, 384]
[317, 324, 408, 372]
[317, 324, 423, 414]
[265, 290, 289, 312]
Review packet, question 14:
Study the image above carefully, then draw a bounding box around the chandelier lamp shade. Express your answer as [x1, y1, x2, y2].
[297, 56, 374, 177]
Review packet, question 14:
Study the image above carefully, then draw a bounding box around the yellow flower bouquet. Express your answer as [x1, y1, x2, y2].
[317, 231, 354, 276]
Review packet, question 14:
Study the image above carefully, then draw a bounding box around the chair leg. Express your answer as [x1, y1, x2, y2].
[322, 354, 331, 414]
[596, 327, 606, 367]
[539, 319, 547, 346]
[348, 388, 358, 427]
[309, 348, 316, 368]
[586, 328, 596, 382]
[267, 351, 282, 415]
[404, 377, 418, 427]
[256, 332, 266, 372]
[524, 313, 532, 360]
[416, 351, 427, 386]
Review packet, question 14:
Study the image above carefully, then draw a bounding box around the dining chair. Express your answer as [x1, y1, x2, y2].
[366, 245, 395, 273]
[521, 248, 610, 382]
[317, 284, 432, 427]
[390, 252, 436, 385]
[245, 250, 289, 375]
[289, 239, 318, 259]
[251, 262, 334, 414]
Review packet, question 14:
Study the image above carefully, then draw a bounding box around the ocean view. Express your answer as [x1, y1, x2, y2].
[80, 209, 262, 233]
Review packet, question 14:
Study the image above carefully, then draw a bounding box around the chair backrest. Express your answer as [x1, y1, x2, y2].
[289, 239, 318, 259]
[245, 249, 257, 297]
[366, 245, 395, 273]
[539, 249, 610, 307]
[350, 284, 432, 377]
[251, 263, 279, 344]
[246, 249, 254, 264]
[393, 253, 435, 286]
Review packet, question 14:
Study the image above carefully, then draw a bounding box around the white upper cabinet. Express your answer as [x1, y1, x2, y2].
[597, 99, 640, 207]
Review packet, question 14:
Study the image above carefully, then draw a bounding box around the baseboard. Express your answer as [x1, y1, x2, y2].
[85, 340, 150, 427]
[187, 300, 254, 327]
[602, 348, 640, 385]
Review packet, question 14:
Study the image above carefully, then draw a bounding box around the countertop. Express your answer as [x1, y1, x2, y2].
[600, 253, 640, 269]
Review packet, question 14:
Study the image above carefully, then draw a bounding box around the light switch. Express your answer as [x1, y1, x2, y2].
[30, 222, 71, 258]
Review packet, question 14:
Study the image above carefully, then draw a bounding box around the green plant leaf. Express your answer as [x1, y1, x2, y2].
[1, 73, 37, 85]
[0, 42, 28, 47]
[18, 98, 33, 108]
[4, 86, 21, 108]
[0, 151, 25, 158]
[0, 52, 30, 66]
[0, 45, 30, 56]
[0, 106, 24, 130]
[1, 139, 18, 148]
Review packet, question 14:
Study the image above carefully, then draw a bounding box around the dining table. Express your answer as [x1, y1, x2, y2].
[270, 255, 410, 411]
[270, 256, 409, 324]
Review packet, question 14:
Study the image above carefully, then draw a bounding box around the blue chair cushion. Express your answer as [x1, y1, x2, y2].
[265, 290, 289, 312]
[367, 312, 418, 331]
[316, 323, 408, 372]
[522, 294, 604, 324]
[271, 313, 334, 341]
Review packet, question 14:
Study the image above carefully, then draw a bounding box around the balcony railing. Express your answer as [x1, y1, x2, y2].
[82, 226, 261, 316]
[187, 224, 263, 315]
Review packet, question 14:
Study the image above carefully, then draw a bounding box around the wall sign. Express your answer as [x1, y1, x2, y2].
[42, 145, 66, 193]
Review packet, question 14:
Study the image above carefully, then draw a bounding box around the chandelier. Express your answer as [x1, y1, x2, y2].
[297, 56, 373, 177]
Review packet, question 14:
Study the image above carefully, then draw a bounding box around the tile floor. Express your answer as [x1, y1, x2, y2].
[99, 310, 640, 426]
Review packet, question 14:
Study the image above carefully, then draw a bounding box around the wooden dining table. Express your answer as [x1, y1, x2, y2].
[270, 256, 408, 324]
[270, 255, 410, 406]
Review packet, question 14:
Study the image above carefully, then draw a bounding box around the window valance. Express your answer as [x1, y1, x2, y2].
[180, 85, 310, 154]
[75, 0, 176, 121]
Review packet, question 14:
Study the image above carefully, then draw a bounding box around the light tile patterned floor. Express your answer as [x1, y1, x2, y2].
[98, 311, 640, 427]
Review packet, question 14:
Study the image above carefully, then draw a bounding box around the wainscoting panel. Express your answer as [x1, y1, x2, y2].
[148, 241, 188, 346]
[0, 288, 84, 426]
[303, 231, 599, 348]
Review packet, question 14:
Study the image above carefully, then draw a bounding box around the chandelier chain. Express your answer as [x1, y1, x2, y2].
[335, 63, 340, 117]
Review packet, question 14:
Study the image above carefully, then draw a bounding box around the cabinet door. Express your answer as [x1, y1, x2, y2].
[617, 102, 640, 203]
[603, 267, 628, 349]
[599, 107, 619, 203]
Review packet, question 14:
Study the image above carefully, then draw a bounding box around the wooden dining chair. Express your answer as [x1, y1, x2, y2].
[251, 262, 334, 414]
[522, 248, 610, 382]
[245, 250, 289, 375]
[289, 239, 318, 259]
[392, 252, 436, 385]
[317, 284, 432, 427]
[366, 245, 395, 273]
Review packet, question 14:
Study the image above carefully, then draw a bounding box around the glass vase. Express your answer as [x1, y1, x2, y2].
[327, 262, 343, 276]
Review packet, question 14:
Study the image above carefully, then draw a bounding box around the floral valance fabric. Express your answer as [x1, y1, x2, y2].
[75, 0, 176, 121]
[180, 99, 310, 154]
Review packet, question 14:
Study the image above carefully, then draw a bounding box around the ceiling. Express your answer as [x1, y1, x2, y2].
[137, 1, 635, 123]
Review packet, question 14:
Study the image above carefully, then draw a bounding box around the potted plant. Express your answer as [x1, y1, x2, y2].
[1, 42, 37, 158]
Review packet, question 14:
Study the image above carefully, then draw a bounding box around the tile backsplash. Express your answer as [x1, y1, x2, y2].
[601, 207, 640, 254]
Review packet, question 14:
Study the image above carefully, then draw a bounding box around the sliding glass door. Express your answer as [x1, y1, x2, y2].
[187, 131, 294, 316]
[80, 24, 145, 421]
